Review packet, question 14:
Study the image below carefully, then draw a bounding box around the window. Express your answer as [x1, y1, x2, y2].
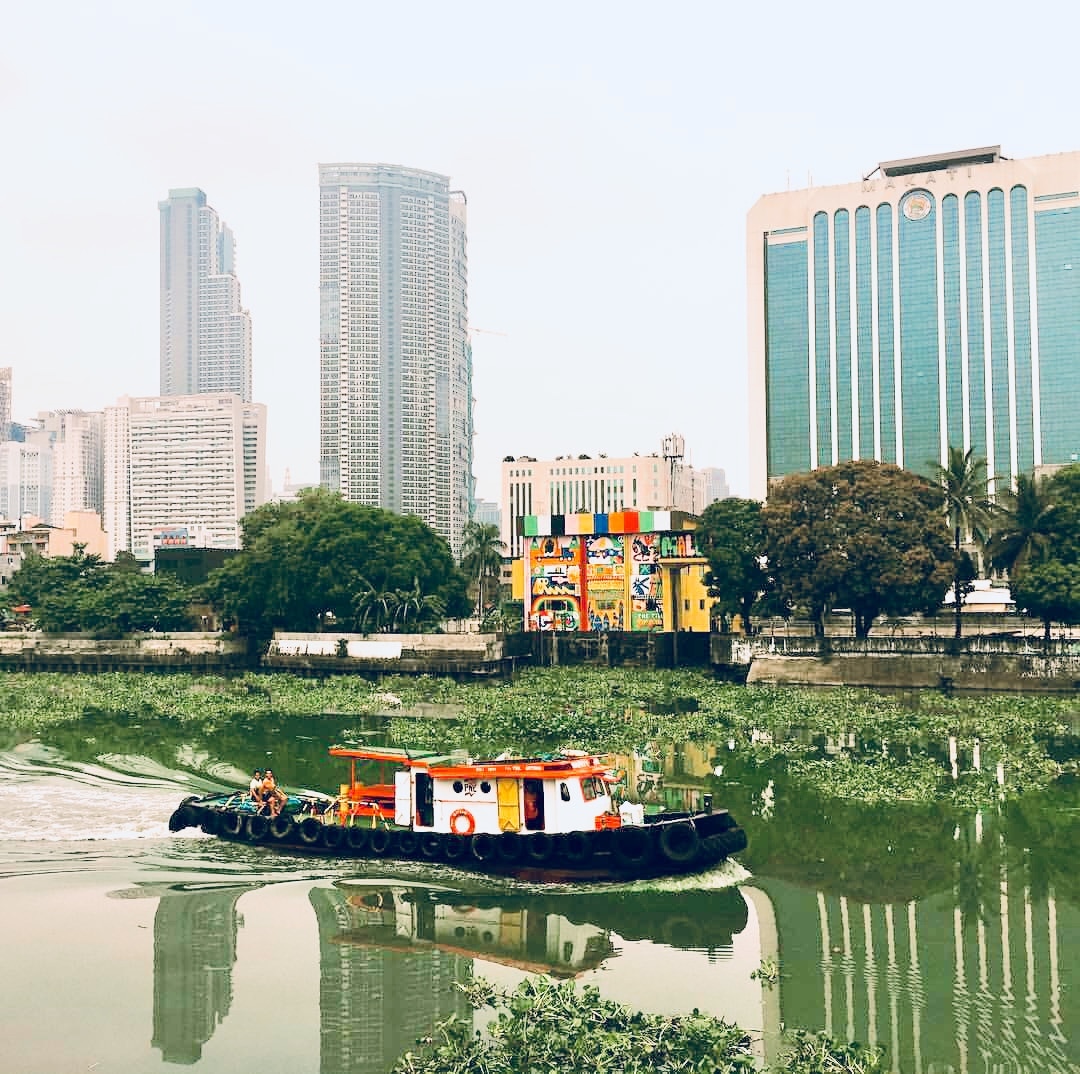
[560, 782, 571, 802]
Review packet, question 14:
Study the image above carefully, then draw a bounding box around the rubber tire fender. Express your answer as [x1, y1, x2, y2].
[297, 816, 322, 844]
[221, 811, 245, 838]
[246, 813, 271, 842]
[345, 825, 369, 853]
[394, 831, 420, 857]
[320, 824, 345, 851]
[419, 832, 444, 859]
[443, 834, 468, 861]
[560, 831, 592, 864]
[524, 832, 554, 862]
[368, 828, 393, 856]
[168, 809, 190, 832]
[200, 811, 221, 836]
[470, 832, 498, 862]
[269, 815, 295, 841]
[658, 821, 701, 865]
[496, 832, 523, 862]
[613, 825, 654, 867]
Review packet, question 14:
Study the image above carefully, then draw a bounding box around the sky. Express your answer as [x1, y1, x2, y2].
[1, 2, 1075, 503]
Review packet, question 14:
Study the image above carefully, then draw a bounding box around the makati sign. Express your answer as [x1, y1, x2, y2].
[861, 167, 985, 193]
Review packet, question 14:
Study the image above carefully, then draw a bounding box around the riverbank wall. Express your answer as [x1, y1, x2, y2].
[0, 632, 249, 673]
[725, 634, 1080, 692]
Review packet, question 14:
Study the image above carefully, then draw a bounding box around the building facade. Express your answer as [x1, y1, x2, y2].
[103, 394, 267, 561]
[25, 410, 104, 527]
[501, 440, 705, 560]
[318, 164, 473, 557]
[159, 188, 253, 403]
[518, 511, 710, 633]
[748, 147, 1080, 499]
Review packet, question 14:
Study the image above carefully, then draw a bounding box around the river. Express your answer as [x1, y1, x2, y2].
[1, 711, 1077, 1074]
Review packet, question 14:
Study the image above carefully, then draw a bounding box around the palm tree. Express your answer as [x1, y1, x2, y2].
[985, 472, 1055, 577]
[460, 521, 506, 620]
[932, 446, 994, 638]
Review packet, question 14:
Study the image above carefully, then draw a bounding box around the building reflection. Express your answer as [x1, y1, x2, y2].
[148, 882, 258, 1064]
[309, 885, 472, 1074]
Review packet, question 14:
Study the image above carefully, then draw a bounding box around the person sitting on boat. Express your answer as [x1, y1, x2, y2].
[261, 769, 287, 818]
[249, 769, 265, 807]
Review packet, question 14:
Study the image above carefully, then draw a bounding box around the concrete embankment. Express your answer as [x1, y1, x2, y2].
[722, 635, 1080, 692]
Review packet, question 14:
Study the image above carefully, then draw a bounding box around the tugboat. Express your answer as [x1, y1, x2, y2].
[168, 745, 747, 882]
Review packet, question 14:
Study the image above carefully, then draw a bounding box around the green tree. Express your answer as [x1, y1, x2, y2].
[459, 520, 506, 618]
[987, 472, 1056, 577]
[931, 446, 993, 638]
[696, 497, 766, 634]
[204, 490, 470, 636]
[761, 460, 954, 639]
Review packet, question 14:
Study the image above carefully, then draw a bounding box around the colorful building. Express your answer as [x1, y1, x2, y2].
[517, 511, 711, 633]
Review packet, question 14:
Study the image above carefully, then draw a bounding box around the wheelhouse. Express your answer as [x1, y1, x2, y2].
[328, 745, 622, 837]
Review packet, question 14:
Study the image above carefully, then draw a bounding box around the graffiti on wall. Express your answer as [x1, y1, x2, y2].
[630, 533, 663, 631]
[530, 536, 581, 630]
[585, 535, 625, 631]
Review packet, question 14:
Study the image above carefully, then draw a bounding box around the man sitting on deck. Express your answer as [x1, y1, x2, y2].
[249, 769, 265, 808]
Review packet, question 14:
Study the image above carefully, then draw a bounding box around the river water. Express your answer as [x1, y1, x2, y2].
[1, 712, 1077, 1074]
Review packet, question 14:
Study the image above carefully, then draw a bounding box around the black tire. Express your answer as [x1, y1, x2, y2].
[297, 816, 322, 845]
[470, 833, 498, 862]
[613, 825, 654, 867]
[658, 821, 701, 865]
[320, 824, 345, 851]
[443, 834, 468, 861]
[560, 831, 592, 864]
[168, 808, 189, 832]
[269, 815, 295, 841]
[524, 832, 554, 863]
[395, 831, 420, 857]
[200, 812, 221, 836]
[368, 828, 392, 856]
[419, 832, 444, 859]
[496, 832, 523, 862]
[713, 827, 748, 858]
[246, 813, 270, 842]
[346, 825, 369, 853]
[221, 811, 245, 838]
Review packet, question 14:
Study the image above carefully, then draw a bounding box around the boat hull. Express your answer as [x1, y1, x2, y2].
[169, 794, 747, 883]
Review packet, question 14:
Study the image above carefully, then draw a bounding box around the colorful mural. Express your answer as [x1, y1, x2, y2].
[519, 515, 707, 634]
[530, 536, 582, 631]
[585, 535, 625, 631]
[630, 533, 663, 631]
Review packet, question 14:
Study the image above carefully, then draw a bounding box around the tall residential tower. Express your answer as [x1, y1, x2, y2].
[318, 164, 473, 556]
[159, 188, 253, 402]
[748, 147, 1080, 499]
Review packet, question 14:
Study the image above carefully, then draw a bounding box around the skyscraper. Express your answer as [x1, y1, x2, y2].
[159, 188, 252, 402]
[748, 146, 1080, 500]
[318, 164, 473, 556]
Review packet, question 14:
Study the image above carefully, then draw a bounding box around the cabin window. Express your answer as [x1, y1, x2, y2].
[580, 776, 605, 801]
[480, 781, 492, 794]
[453, 780, 464, 793]
[524, 778, 544, 830]
[559, 782, 571, 802]
[415, 772, 434, 827]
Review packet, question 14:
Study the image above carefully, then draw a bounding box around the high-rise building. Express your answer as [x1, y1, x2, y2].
[0, 441, 51, 523]
[0, 368, 12, 442]
[25, 410, 104, 527]
[700, 467, 730, 505]
[103, 394, 267, 561]
[318, 164, 473, 557]
[159, 189, 253, 403]
[748, 146, 1080, 500]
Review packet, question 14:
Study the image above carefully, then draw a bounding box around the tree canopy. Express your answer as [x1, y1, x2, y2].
[5, 550, 195, 634]
[203, 489, 471, 636]
[696, 497, 767, 634]
[761, 460, 954, 638]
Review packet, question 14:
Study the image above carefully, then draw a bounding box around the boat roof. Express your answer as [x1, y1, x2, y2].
[329, 744, 613, 779]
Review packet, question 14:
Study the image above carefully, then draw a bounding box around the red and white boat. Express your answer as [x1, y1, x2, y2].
[169, 745, 747, 882]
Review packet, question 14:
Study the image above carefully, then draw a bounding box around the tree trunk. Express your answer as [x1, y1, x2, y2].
[954, 570, 963, 639]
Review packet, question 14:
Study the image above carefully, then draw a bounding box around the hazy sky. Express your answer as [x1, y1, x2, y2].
[1, 2, 1073, 501]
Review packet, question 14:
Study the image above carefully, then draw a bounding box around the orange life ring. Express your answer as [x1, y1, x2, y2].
[449, 808, 476, 836]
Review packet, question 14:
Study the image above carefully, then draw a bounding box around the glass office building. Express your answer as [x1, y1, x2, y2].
[748, 147, 1080, 499]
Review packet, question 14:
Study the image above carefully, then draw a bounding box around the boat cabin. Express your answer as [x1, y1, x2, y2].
[328, 746, 622, 837]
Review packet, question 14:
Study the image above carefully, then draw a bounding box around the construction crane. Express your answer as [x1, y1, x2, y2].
[466, 326, 508, 339]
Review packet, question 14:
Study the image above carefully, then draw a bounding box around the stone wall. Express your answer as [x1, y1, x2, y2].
[740, 636, 1080, 692]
